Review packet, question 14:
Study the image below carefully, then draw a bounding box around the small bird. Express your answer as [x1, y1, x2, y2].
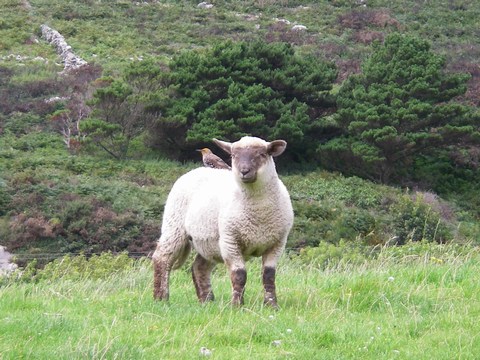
[197, 148, 231, 170]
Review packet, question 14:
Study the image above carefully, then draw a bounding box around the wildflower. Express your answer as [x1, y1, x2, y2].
[199, 347, 212, 357]
[271, 340, 282, 347]
[388, 276, 395, 282]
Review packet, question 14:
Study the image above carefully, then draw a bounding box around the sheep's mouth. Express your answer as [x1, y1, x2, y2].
[240, 174, 257, 183]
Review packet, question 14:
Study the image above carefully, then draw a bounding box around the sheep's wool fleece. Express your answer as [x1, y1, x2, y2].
[161, 166, 293, 264]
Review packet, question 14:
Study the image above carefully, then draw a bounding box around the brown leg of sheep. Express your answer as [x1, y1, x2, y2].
[153, 257, 171, 301]
[153, 239, 190, 301]
[230, 268, 247, 306]
[192, 254, 216, 302]
[263, 266, 278, 309]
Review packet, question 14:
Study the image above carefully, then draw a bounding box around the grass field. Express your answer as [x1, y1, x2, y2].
[1, 244, 479, 359]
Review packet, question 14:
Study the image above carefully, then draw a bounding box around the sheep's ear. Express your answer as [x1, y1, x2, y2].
[213, 138, 232, 155]
[267, 140, 287, 157]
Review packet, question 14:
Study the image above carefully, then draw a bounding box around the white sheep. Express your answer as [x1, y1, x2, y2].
[152, 136, 294, 308]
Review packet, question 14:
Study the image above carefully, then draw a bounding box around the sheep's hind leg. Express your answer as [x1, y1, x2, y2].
[152, 233, 190, 301]
[192, 254, 216, 302]
[153, 255, 170, 301]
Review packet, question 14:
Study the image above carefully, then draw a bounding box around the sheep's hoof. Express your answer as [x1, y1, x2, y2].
[199, 292, 215, 303]
[264, 297, 279, 310]
[153, 293, 169, 301]
[231, 299, 244, 307]
[231, 291, 245, 307]
[153, 287, 169, 301]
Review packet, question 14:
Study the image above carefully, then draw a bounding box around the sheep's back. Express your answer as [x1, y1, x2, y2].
[161, 167, 233, 233]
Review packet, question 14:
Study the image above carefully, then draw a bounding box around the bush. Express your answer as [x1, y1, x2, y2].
[390, 193, 452, 244]
[36, 252, 135, 281]
[2, 252, 139, 284]
[2, 112, 44, 136]
[293, 240, 368, 270]
[293, 239, 479, 271]
[376, 240, 479, 264]
[289, 198, 380, 250]
[0, 179, 11, 216]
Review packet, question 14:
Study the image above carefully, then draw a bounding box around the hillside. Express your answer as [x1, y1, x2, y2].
[1, 0, 479, 263]
[2, 0, 479, 101]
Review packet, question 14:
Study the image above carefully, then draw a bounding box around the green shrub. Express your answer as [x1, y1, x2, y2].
[340, 208, 376, 238]
[35, 252, 135, 281]
[3, 252, 138, 284]
[289, 199, 379, 249]
[0, 179, 11, 215]
[390, 193, 451, 244]
[0, 4, 31, 51]
[376, 240, 479, 264]
[293, 240, 368, 270]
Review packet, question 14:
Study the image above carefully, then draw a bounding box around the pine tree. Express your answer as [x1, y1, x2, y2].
[149, 41, 337, 160]
[320, 33, 477, 183]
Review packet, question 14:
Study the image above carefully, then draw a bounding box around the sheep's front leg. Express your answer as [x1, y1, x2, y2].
[229, 266, 247, 306]
[224, 258, 247, 306]
[192, 254, 216, 302]
[262, 245, 285, 309]
[221, 238, 247, 306]
[262, 266, 278, 309]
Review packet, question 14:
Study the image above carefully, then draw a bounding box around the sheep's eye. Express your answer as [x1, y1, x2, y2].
[260, 153, 268, 159]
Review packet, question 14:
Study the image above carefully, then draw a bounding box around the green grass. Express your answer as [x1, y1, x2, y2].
[1, 246, 480, 359]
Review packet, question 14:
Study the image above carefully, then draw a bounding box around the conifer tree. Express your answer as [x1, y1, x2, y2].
[320, 33, 476, 183]
[149, 40, 337, 160]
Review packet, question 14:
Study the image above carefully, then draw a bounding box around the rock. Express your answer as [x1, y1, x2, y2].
[44, 96, 70, 103]
[291, 24, 307, 31]
[40, 24, 87, 72]
[275, 18, 291, 25]
[198, 2, 213, 9]
[0, 246, 17, 277]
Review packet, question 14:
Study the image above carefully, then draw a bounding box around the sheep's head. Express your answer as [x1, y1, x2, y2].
[213, 137, 287, 184]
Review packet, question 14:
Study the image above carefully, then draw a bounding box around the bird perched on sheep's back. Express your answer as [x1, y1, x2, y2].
[197, 148, 231, 170]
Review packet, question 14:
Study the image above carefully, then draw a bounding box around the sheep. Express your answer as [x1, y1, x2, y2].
[152, 136, 294, 308]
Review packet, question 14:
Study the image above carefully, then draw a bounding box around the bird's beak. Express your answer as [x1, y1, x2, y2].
[195, 149, 201, 152]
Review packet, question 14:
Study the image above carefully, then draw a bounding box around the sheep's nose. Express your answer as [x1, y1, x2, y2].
[240, 168, 250, 176]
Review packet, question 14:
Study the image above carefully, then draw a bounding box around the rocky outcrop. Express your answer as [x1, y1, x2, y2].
[291, 24, 307, 31]
[0, 246, 17, 276]
[40, 24, 87, 72]
[197, 2, 213, 9]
